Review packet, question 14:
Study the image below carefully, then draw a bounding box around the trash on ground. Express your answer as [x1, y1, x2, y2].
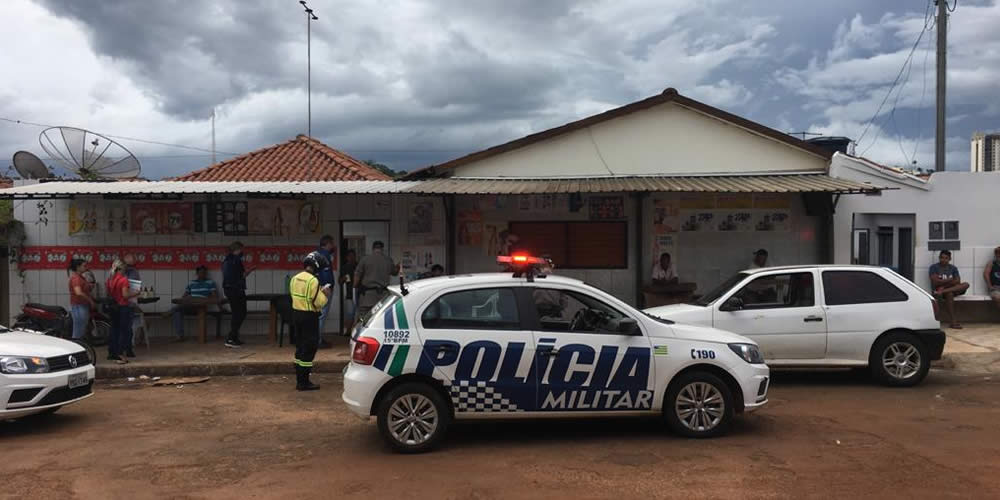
[127, 377, 137, 382]
[153, 376, 210, 386]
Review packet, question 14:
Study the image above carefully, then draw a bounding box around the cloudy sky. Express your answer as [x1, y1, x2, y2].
[1, 0, 996, 179]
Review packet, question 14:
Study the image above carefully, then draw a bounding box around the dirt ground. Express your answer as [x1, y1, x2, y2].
[2, 369, 999, 500]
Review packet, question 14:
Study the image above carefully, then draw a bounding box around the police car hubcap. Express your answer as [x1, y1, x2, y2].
[388, 394, 438, 445]
[882, 342, 920, 380]
[675, 382, 725, 432]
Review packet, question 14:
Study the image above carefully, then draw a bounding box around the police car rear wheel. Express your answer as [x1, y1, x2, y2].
[664, 372, 734, 438]
[377, 383, 450, 453]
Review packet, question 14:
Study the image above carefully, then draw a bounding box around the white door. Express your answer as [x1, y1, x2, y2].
[820, 270, 911, 362]
[522, 286, 655, 413]
[713, 271, 827, 360]
[413, 286, 538, 413]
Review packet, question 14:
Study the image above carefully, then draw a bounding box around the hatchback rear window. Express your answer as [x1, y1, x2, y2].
[821, 271, 908, 306]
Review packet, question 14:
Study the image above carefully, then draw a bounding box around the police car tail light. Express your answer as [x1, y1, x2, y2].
[352, 337, 380, 365]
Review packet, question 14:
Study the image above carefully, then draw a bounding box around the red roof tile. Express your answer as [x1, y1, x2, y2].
[173, 135, 391, 182]
[0, 177, 12, 189]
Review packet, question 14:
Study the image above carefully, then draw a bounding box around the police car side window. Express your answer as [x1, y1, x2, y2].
[421, 288, 520, 330]
[533, 288, 626, 334]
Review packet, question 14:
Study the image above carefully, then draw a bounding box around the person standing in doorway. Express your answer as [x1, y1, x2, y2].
[316, 235, 336, 348]
[354, 241, 396, 322]
[930, 250, 970, 329]
[68, 259, 96, 341]
[750, 249, 769, 269]
[222, 241, 255, 348]
[984, 246, 1000, 312]
[290, 251, 331, 391]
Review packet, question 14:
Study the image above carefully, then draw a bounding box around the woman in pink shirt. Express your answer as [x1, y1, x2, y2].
[68, 259, 96, 341]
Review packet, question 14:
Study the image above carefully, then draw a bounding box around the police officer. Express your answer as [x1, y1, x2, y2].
[354, 241, 397, 322]
[290, 251, 332, 391]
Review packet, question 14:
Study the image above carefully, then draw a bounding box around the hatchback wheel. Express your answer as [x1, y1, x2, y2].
[376, 382, 451, 453]
[870, 332, 930, 387]
[664, 371, 734, 438]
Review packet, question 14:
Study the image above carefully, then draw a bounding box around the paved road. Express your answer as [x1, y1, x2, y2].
[3, 370, 999, 499]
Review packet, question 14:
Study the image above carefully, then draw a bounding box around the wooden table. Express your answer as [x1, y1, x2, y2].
[172, 297, 228, 344]
[245, 293, 285, 345]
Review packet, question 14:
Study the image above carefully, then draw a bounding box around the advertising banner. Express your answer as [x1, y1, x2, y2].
[19, 246, 320, 271]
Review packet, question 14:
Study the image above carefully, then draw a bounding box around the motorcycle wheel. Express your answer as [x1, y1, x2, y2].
[86, 320, 111, 347]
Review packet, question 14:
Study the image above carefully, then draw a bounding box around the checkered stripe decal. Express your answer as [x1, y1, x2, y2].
[444, 380, 523, 413]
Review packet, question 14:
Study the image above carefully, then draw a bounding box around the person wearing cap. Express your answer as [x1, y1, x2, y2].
[222, 241, 255, 348]
[169, 266, 218, 342]
[750, 249, 769, 269]
[354, 240, 397, 322]
[315, 235, 337, 348]
[290, 251, 332, 391]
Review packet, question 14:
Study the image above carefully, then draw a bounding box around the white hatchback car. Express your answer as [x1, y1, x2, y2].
[645, 265, 945, 387]
[1, 326, 96, 420]
[343, 258, 769, 453]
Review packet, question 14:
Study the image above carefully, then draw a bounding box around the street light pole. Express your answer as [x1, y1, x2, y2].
[300, 1, 318, 137]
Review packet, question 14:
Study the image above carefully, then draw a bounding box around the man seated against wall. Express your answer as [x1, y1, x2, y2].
[930, 250, 969, 330]
[170, 265, 219, 342]
[652, 252, 678, 286]
[983, 246, 1000, 312]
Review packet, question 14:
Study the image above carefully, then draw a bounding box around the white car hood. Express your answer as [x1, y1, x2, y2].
[643, 303, 713, 326]
[667, 322, 757, 346]
[0, 330, 84, 357]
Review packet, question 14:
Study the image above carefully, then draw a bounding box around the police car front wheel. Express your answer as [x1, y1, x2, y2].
[376, 382, 451, 453]
[664, 372, 735, 438]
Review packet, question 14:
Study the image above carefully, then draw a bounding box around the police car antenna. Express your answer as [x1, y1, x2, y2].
[398, 273, 409, 296]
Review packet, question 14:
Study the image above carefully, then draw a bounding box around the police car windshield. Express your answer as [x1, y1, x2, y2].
[692, 272, 750, 306]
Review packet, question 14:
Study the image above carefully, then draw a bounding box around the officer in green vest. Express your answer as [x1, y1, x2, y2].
[290, 251, 332, 391]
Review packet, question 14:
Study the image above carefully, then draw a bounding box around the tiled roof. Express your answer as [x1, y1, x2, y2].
[173, 135, 391, 182]
[0, 177, 11, 189]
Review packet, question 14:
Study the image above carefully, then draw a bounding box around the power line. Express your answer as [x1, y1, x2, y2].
[911, 18, 935, 163]
[0, 117, 241, 155]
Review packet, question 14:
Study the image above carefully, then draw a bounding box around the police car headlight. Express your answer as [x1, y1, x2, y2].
[0, 356, 49, 374]
[728, 343, 764, 364]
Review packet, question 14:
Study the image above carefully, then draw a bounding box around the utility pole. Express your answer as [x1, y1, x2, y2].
[935, 0, 948, 172]
[211, 108, 216, 165]
[299, 1, 318, 137]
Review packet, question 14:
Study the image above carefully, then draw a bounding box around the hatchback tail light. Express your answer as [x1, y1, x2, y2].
[352, 337, 380, 365]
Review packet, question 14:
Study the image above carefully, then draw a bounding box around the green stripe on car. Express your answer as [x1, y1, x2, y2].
[387, 345, 410, 376]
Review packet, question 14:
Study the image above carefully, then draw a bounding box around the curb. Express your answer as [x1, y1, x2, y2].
[96, 359, 349, 379]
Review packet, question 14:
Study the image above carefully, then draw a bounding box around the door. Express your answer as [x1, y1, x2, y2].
[520, 287, 655, 412]
[713, 271, 827, 360]
[340, 220, 390, 334]
[852, 228, 870, 265]
[877, 227, 894, 268]
[414, 286, 538, 413]
[898, 227, 914, 281]
[820, 270, 910, 362]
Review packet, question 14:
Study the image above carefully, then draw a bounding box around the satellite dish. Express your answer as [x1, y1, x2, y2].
[12, 151, 52, 179]
[38, 126, 141, 179]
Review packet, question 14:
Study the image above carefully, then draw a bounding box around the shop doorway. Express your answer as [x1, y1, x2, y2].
[339, 220, 390, 334]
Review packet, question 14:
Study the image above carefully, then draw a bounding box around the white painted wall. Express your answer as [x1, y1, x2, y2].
[6, 193, 446, 334]
[832, 153, 1000, 295]
[450, 102, 829, 178]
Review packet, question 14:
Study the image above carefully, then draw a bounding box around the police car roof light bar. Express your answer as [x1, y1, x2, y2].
[497, 254, 550, 283]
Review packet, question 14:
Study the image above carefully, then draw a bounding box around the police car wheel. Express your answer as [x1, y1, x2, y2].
[664, 372, 734, 438]
[376, 383, 451, 453]
[870, 333, 929, 387]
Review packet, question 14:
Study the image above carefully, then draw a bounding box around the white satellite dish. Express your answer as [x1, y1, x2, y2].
[39, 126, 141, 179]
[12, 150, 52, 179]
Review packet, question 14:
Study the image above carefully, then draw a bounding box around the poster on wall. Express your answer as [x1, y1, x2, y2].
[408, 201, 434, 234]
[589, 195, 625, 220]
[130, 203, 194, 234]
[754, 210, 791, 232]
[652, 198, 680, 234]
[223, 201, 248, 236]
[68, 202, 99, 235]
[652, 234, 677, 266]
[105, 203, 129, 233]
[680, 210, 716, 232]
[457, 209, 483, 246]
[715, 210, 754, 232]
[247, 200, 321, 237]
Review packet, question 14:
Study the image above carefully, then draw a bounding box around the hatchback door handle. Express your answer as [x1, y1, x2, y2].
[803, 316, 824, 322]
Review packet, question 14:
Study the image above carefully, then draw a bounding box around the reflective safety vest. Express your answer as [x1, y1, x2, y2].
[290, 271, 328, 313]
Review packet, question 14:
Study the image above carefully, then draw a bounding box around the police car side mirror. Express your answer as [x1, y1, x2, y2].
[720, 296, 744, 312]
[617, 317, 640, 335]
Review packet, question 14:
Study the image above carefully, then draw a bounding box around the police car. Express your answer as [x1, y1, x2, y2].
[342, 256, 769, 453]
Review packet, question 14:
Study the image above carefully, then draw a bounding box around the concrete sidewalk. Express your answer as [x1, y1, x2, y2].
[937, 323, 1000, 375]
[95, 335, 351, 378]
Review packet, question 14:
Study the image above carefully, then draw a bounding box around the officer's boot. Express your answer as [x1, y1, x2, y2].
[296, 365, 319, 391]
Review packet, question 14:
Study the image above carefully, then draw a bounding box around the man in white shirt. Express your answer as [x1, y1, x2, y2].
[652, 252, 678, 285]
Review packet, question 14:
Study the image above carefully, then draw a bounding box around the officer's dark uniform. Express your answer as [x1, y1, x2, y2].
[290, 258, 329, 391]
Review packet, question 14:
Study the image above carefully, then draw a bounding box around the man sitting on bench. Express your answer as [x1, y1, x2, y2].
[984, 246, 1000, 312]
[171, 265, 219, 342]
[930, 250, 969, 330]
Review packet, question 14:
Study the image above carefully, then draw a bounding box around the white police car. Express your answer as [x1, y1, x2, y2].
[343, 256, 769, 453]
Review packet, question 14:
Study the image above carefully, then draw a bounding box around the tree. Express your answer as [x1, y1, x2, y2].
[364, 159, 402, 179]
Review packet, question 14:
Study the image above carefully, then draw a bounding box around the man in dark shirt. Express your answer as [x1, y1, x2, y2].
[316, 235, 336, 348]
[929, 250, 969, 329]
[984, 246, 1000, 312]
[339, 249, 358, 332]
[222, 241, 255, 347]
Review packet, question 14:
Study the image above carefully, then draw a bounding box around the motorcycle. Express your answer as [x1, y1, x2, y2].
[13, 302, 111, 347]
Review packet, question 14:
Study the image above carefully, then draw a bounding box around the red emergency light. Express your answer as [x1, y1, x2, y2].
[497, 254, 551, 281]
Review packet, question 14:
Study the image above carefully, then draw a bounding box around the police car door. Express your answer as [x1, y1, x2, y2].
[521, 286, 655, 413]
[414, 285, 538, 414]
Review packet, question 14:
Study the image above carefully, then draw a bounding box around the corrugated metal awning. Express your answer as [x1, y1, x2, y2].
[0, 173, 881, 199]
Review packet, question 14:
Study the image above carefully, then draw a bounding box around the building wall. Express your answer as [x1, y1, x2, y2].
[6, 194, 446, 334]
[449, 102, 830, 178]
[832, 153, 1000, 295]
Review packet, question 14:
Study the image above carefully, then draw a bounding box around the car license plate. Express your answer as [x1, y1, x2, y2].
[68, 372, 89, 389]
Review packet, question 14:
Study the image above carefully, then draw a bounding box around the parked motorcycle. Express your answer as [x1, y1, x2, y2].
[13, 302, 111, 347]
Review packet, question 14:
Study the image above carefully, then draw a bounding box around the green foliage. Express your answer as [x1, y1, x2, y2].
[364, 159, 403, 179]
